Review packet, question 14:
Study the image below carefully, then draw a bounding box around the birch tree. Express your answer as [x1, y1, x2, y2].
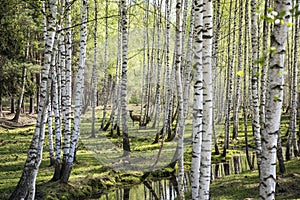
[120, 0, 131, 156]
[101, 0, 109, 130]
[259, 0, 291, 198]
[250, 0, 262, 172]
[61, 0, 88, 183]
[9, 0, 57, 199]
[61, 0, 73, 177]
[199, 0, 213, 198]
[287, 0, 299, 159]
[91, 0, 98, 138]
[232, 0, 243, 139]
[190, 0, 203, 198]
[223, 0, 235, 156]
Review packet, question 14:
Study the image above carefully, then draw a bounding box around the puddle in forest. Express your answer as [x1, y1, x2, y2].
[90, 154, 257, 200]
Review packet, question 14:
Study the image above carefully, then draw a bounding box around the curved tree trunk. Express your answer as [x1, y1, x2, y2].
[9, 0, 57, 199]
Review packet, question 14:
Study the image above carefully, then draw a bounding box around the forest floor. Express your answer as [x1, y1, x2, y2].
[0, 112, 300, 199]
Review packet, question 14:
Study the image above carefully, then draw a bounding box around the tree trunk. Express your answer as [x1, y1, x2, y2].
[243, 0, 253, 171]
[61, 0, 88, 183]
[174, 0, 185, 198]
[223, 0, 235, 157]
[47, 98, 55, 166]
[12, 66, 27, 122]
[191, 0, 203, 198]
[100, 0, 109, 130]
[9, 0, 57, 198]
[120, 0, 131, 156]
[232, 0, 243, 140]
[91, 0, 98, 138]
[61, 0, 73, 178]
[288, 0, 299, 158]
[250, 0, 262, 173]
[259, 0, 291, 198]
[29, 74, 34, 114]
[199, 0, 213, 198]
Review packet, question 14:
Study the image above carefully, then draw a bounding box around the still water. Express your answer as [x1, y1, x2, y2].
[92, 154, 255, 200]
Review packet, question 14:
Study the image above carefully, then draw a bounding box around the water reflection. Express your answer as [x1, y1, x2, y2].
[95, 175, 180, 200]
[93, 154, 256, 200]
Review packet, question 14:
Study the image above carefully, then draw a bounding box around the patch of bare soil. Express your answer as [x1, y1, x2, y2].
[0, 113, 37, 129]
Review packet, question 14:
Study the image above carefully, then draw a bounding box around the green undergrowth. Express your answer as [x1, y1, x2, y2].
[209, 159, 300, 199]
[0, 111, 297, 199]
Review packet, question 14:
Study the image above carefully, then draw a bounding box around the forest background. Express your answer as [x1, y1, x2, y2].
[0, 0, 300, 199]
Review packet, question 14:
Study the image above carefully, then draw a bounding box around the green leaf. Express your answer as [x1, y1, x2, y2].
[286, 22, 293, 27]
[237, 71, 244, 77]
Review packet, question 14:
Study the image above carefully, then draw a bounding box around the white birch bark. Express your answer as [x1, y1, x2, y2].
[199, 0, 213, 198]
[260, 0, 270, 126]
[183, 2, 195, 124]
[61, 0, 88, 183]
[101, 0, 109, 130]
[62, 0, 72, 168]
[47, 98, 55, 166]
[250, 0, 262, 172]
[232, 0, 244, 139]
[120, 0, 131, 156]
[191, 0, 203, 198]
[161, 0, 171, 142]
[52, 0, 65, 180]
[175, 0, 185, 198]
[154, 0, 162, 132]
[9, 0, 57, 199]
[259, 0, 291, 198]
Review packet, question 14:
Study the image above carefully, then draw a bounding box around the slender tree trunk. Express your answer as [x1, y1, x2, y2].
[288, 0, 299, 158]
[47, 97, 55, 166]
[120, 0, 131, 156]
[212, 0, 220, 155]
[29, 74, 34, 114]
[174, 0, 185, 198]
[250, 0, 262, 173]
[9, 0, 57, 199]
[223, 0, 235, 157]
[101, 0, 109, 130]
[191, 0, 203, 198]
[199, 0, 213, 198]
[243, 0, 253, 171]
[61, 0, 88, 183]
[260, 0, 269, 127]
[259, 0, 291, 198]
[91, 0, 98, 138]
[13, 66, 27, 122]
[232, 0, 243, 139]
[153, 0, 162, 132]
[61, 0, 73, 178]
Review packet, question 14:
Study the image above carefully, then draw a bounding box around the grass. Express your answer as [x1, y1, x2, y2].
[0, 109, 299, 199]
[210, 159, 300, 199]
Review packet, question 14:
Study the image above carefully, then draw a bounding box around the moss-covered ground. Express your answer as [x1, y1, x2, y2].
[0, 110, 299, 199]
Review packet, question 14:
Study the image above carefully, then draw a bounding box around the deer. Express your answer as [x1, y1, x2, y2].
[129, 110, 141, 126]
